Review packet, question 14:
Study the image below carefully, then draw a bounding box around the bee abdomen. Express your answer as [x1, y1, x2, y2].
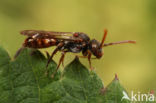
[24, 37, 57, 48]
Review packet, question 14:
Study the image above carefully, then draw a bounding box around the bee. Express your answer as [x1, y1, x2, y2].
[15, 29, 136, 77]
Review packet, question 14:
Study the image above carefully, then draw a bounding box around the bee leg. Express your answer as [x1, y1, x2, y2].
[45, 48, 59, 76]
[45, 42, 64, 76]
[61, 50, 68, 67]
[46, 42, 64, 68]
[75, 55, 88, 58]
[46, 48, 58, 67]
[45, 51, 50, 59]
[74, 54, 97, 59]
[51, 51, 66, 78]
[14, 46, 25, 59]
[88, 51, 94, 70]
[61, 53, 65, 67]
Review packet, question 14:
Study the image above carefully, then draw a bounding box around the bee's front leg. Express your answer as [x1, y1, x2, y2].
[87, 51, 94, 70]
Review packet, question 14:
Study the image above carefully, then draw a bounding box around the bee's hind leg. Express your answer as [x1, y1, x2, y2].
[45, 51, 50, 59]
[14, 46, 25, 59]
[45, 42, 64, 76]
[51, 51, 66, 78]
[45, 47, 59, 76]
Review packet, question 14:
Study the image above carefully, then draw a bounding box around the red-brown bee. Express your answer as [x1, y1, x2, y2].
[15, 29, 136, 76]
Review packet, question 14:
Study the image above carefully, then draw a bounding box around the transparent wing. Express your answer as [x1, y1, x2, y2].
[20, 30, 81, 41]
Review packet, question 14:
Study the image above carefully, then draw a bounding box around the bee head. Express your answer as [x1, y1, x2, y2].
[89, 39, 103, 58]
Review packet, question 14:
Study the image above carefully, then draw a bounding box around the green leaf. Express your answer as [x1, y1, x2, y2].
[41, 57, 104, 103]
[102, 75, 131, 103]
[0, 46, 133, 103]
[0, 47, 60, 103]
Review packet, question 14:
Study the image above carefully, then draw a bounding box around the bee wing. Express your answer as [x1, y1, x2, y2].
[20, 30, 75, 36]
[20, 30, 82, 41]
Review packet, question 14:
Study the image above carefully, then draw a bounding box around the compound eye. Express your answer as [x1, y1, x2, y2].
[74, 33, 79, 37]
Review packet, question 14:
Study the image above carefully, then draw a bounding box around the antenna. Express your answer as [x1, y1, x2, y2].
[100, 29, 108, 48]
[103, 40, 136, 47]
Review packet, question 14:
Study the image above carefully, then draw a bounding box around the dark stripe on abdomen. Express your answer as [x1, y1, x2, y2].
[24, 38, 57, 48]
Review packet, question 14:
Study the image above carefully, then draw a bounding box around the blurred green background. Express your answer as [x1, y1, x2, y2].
[0, 0, 156, 93]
